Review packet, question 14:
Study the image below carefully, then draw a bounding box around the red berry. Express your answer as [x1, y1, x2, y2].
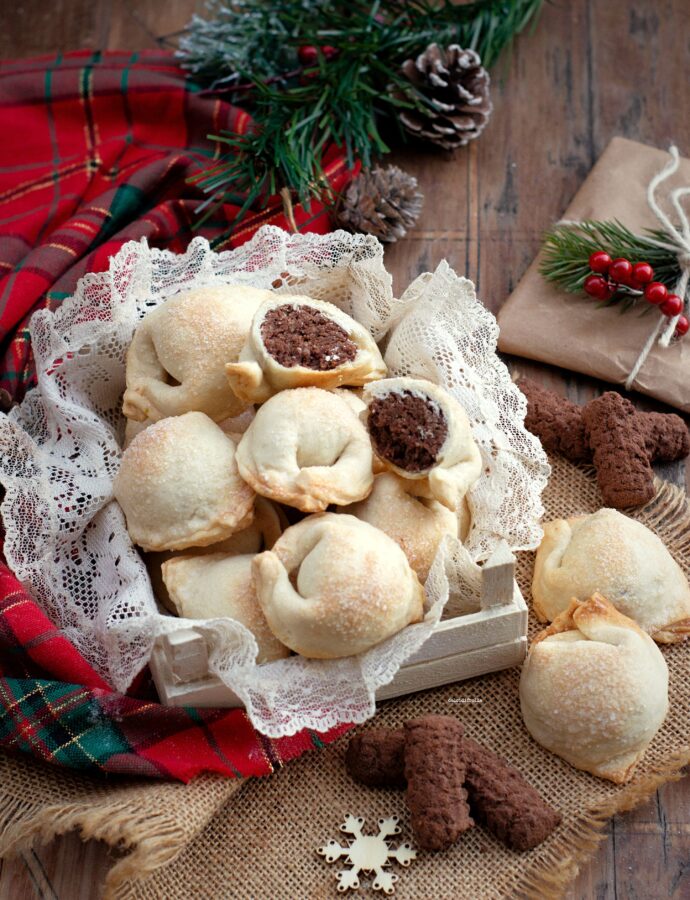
[660, 294, 683, 317]
[321, 45, 339, 60]
[583, 274, 611, 300]
[644, 281, 669, 304]
[608, 257, 633, 282]
[588, 251, 612, 274]
[298, 45, 319, 66]
[632, 261, 654, 284]
[675, 315, 689, 336]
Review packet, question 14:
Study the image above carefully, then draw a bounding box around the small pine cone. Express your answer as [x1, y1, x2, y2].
[334, 165, 423, 243]
[398, 44, 492, 150]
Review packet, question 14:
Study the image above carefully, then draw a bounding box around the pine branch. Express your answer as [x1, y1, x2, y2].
[178, 0, 545, 230]
[540, 220, 682, 304]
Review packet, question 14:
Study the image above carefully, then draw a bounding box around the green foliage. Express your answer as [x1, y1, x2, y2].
[540, 220, 682, 310]
[178, 0, 545, 227]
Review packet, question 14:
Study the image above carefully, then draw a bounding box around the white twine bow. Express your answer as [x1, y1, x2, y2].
[625, 145, 690, 390]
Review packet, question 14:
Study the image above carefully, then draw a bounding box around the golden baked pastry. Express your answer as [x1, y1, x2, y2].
[362, 377, 482, 511]
[161, 553, 290, 664]
[340, 472, 459, 582]
[520, 594, 668, 784]
[225, 295, 386, 404]
[532, 508, 690, 642]
[114, 412, 254, 551]
[253, 513, 425, 658]
[122, 284, 273, 423]
[146, 497, 286, 612]
[235, 387, 374, 512]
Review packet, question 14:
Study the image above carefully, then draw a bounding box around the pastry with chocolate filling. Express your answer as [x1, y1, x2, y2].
[161, 553, 290, 663]
[253, 513, 425, 658]
[225, 296, 386, 404]
[123, 284, 273, 423]
[114, 411, 255, 551]
[340, 472, 460, 582]
[362, 377, 482, 511]
[236, 387, 374, 512]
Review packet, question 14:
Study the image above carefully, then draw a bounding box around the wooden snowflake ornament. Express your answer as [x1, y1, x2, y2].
[317, 814, 417, 894]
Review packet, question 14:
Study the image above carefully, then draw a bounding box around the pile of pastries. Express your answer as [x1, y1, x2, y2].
[114, 284, 482, 662]
[521, 507, 690, 784]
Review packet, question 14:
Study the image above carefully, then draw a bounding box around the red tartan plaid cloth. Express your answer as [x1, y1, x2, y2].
[0, 50, 356, 780]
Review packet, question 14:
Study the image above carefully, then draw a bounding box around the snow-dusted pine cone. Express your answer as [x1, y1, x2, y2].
[397, 44, 492, 150]
[334, 165, 423, 243]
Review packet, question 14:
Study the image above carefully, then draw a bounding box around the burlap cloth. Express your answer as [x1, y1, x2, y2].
[0, 457, 688, 899]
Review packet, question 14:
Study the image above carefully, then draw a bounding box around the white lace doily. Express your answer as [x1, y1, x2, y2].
[0, 227, 549, 737]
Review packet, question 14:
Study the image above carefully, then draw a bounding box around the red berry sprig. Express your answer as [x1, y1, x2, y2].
[584, 250, 687, 338]
[298, 44, 339, 66]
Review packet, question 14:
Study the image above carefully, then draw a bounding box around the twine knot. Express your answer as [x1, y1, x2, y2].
[625, 145, 689, 390]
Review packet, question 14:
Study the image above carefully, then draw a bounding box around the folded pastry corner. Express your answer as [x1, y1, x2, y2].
[520, 593, 669, 784]
[123, 284, 273, 423]
[339, 471, 460, 582]
[161, 552, 290, 664]
[532, 508, 690, 642]
[236, 387, 374, 512]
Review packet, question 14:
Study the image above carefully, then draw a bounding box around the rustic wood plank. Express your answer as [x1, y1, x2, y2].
[0, 0, 110, 60]
[105, 0, 204, 52]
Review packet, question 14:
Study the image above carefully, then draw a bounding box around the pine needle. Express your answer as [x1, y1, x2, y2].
[540, 220, 682, 305]
[177, 0, 545, 228]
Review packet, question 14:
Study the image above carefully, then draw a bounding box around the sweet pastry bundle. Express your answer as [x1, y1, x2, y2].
[114, 284, 482, 663]
[520, 594, 669, 784]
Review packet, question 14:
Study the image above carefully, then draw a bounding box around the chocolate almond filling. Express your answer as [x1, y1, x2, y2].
[368, 391, 448, 472]
[260, 304, 357, 370]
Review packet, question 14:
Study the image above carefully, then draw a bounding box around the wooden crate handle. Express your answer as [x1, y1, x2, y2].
[160, 628, 210, 684]
[480, 541, 516, 609]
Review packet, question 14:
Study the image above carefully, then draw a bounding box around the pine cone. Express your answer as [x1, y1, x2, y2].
[397, 44, 492, 150]
[334, 165, 423, 243]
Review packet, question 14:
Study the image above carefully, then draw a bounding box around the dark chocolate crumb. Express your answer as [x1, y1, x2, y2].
[368, 391, 448, 472]
[260, 304, 357, 370]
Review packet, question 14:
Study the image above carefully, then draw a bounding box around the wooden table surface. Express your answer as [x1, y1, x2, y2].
[0, 1, 688, 897]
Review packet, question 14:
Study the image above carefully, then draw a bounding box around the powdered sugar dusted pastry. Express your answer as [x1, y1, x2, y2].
[161, 553, 290, 663]
[146, 497, 287, 612]
[340, 472, 459, 582]
[520, 594, 668, 783]
[532, 508, 690, 643]
[225, 296, 386, 404]
[253, 513, 425, 658]
[362, 377, 482, 511]
[123, 284, 273, 423]
[236, 387, 374, 512]
[114, 412, 254, 552]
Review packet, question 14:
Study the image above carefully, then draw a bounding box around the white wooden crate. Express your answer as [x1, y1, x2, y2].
[149, 542, 527, 708]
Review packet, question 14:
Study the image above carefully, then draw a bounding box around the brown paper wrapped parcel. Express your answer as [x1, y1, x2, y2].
[497, 137, 690, 413]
